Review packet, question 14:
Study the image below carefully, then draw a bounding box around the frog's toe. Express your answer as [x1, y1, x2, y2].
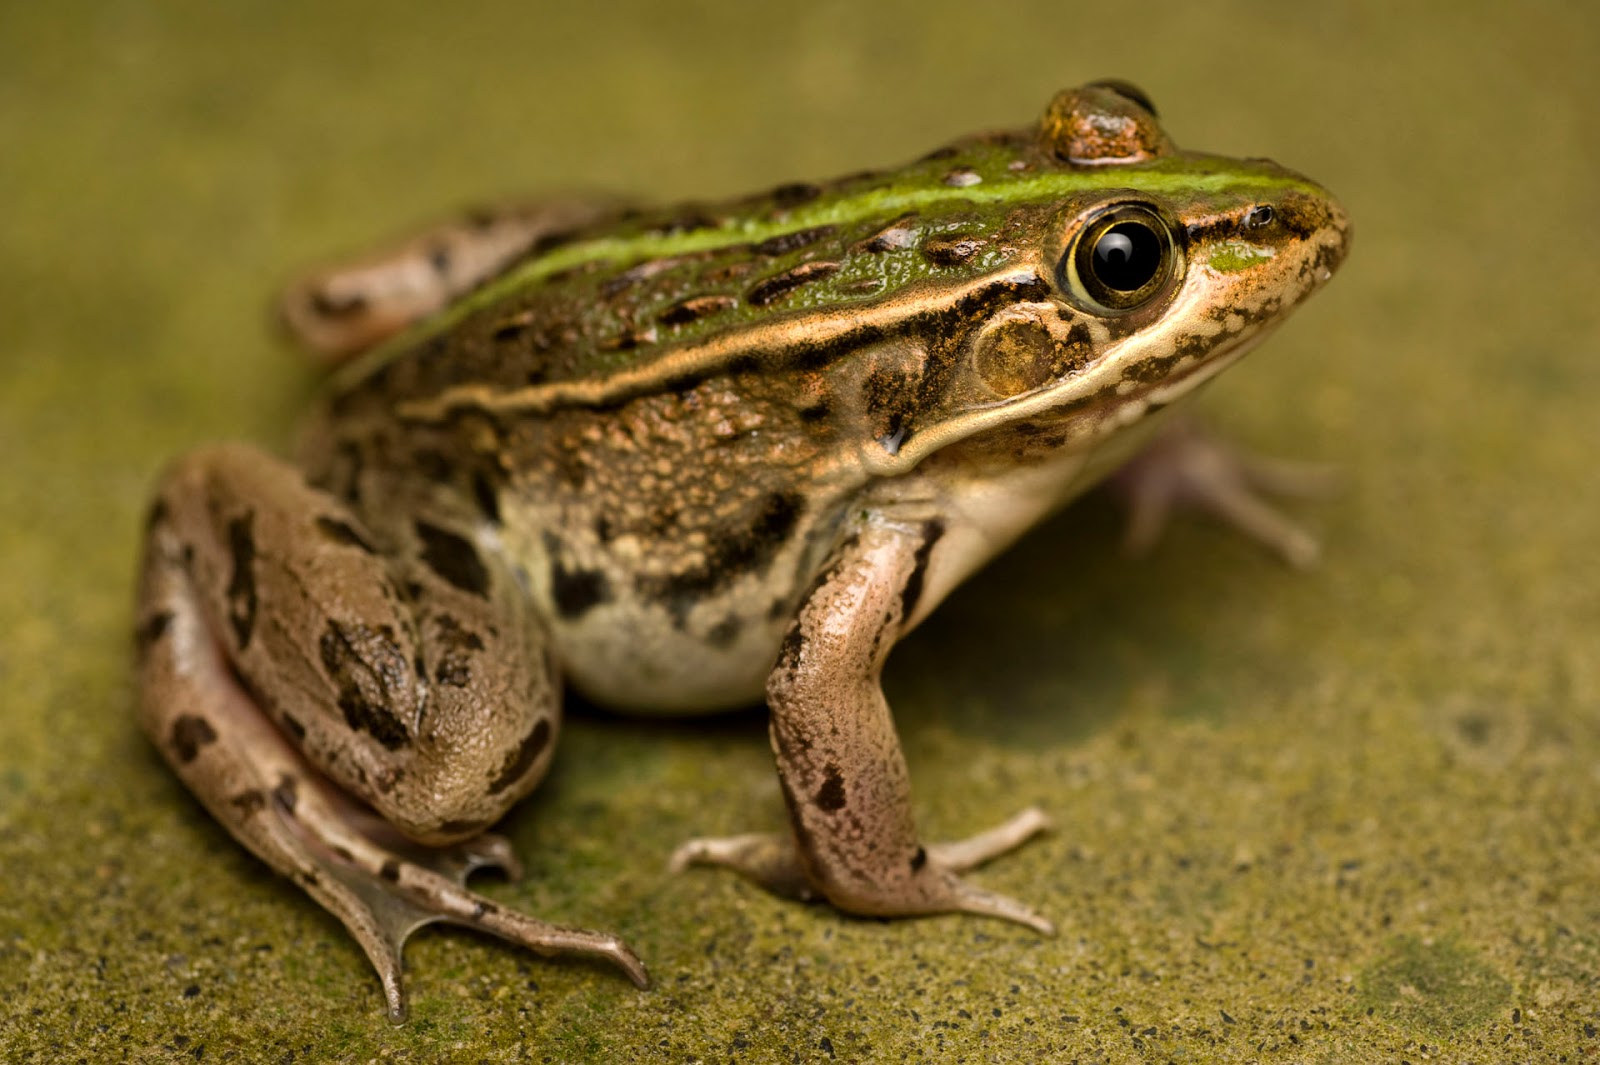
[669, 831, 816, 902]
[1111, 417, 1334, 568]
[936, 875, 1056, 936]
[925, 806, 1052, 872]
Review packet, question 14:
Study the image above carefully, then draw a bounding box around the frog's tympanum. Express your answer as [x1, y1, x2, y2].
[136, 83, 1348, 1020]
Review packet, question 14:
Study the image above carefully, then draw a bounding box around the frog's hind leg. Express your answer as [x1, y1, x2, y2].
[136, 443, 648, 1021]
[278, 197, 626, 362]
[1111, 417, 1338, 568]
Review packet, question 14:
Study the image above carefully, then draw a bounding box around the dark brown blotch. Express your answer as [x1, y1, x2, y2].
[471, 471, 502, 525]
[599, 325, 659, 352]
[225, 512, 258, 650]
[860, 214, 919, 253]
[229, 790, 266, 817]
[272, 774, 298, 814]
[658, 294, 737, 327]
[922, 235, 985, 267]
[551, 558, 612, 619]
[898, 520, 946, 624]
[379, 859, 401, 882]
[636, 491, 805, 616]
[169, 715, 217, 764]
[706, 614, 742, 649]
[136, 610, 174, 656]
[754, 224, 836, 257]
[414, 520, 490, 598]
[488, 718, 552, 795]
[746, 261, 841, 307]
[814, 763, 846, 813]
[319, 620, 413, 751]
[770, 182, 822, 209]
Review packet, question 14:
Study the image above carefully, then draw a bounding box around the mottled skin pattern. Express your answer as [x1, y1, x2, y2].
[134, 83, 1350, 1021]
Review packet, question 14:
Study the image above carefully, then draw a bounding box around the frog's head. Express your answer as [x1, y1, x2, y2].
[877, 81, 1350, 472]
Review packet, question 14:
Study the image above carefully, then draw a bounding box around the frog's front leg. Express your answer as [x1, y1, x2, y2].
[136, 443, 647, 1021]
[1112, 418, 1338, 568]
[672, 518, 1053, 934]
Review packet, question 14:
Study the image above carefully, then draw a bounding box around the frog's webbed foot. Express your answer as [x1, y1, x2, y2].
[1110, 417, 1338, 568]
[670, 807, 1054, 933]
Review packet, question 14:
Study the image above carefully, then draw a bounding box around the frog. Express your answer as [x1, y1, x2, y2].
[134, 81, 1349, 1021]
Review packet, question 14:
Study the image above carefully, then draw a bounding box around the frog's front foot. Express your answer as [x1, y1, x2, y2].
[673, 517, 1060, 936]
[1111, 418, 1337, 568]
[670, 807, 1054, 934]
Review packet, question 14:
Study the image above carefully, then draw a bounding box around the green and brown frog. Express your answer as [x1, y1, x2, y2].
[135, 81, 1349, 1020]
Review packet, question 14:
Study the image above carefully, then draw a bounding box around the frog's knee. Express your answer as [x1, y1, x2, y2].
[380, 712, 559, 845]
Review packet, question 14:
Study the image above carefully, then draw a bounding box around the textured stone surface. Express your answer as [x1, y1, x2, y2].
[2, 2, 1596, 1061]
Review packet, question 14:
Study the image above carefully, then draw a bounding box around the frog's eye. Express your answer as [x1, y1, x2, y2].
[1065, 204, 1180, 313]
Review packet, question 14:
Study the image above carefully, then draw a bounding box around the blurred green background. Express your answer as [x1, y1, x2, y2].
[2, 3, 1596, 1061]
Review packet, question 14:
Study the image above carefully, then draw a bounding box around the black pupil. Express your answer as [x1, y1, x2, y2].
[1092, 222, 1162, 292]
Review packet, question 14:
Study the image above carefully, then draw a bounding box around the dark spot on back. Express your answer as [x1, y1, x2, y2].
[911, 846, 927, 872]
[281, 713, 306, 742]
[225, 512, 258, 650]
[754, 224, 836, 257]
[658, 294, 737, 327]
[315, 515, 376, 553]
[169, 715, 217, 764]
[414, 520, 490, 597]
[747, 261, 841, 306]
[860, 214, 919, 253]
[771, 182, 822, 208]
[922, 235, 985, 266]
[814, 763, 846, 813]
[379, 859, 401, 882]
[489, 718, 552, 795]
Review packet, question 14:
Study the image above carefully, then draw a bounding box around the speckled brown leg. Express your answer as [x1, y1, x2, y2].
[136, 444, 647, 1020]
[672, 518, 1053, 934]
[1111, 418, 1337, 568]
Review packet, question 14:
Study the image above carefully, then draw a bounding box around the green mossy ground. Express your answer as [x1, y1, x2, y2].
[2, 3, 1596, 1061]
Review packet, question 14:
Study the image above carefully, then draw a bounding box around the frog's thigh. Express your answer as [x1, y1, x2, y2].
[141, 442, 556, 841]
[676, 518, 1053, 934]
[137, 443, 645, 1018]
